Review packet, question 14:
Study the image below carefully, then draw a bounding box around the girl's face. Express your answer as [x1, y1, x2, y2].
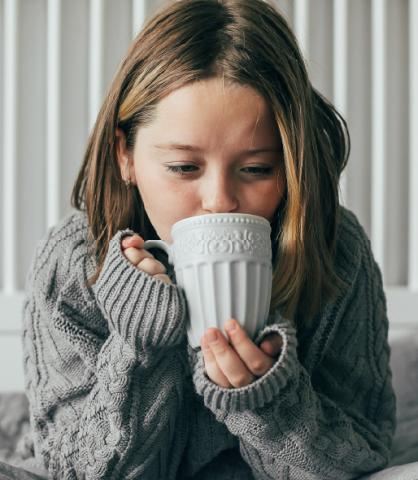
[117, 77, 286, 242]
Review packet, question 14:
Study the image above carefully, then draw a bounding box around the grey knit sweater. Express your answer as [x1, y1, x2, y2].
[21, 206, 396, 480]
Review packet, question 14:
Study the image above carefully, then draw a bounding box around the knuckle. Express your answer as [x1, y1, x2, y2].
[154, 273, 172, 284]
[220, 380, 232, 388]
[215, 345, 228, 357]
[207, 369, 230, 388]
[123, 247, 141, 264]
[139, 249, 154, 259]
[138, 257, 165, 275]
[137, 256, 152, 268]
[233, 374, 251, 388]
[250, 360, 268, 376]
[124, 247, 153, 265]
[156, 260, 167, 271]
[152, 260, 167, 274]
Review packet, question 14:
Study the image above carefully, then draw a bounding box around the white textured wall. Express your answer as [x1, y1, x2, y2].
[1, 0, 417, 391]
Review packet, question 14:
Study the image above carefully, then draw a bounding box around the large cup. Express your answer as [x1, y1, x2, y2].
[143, 213, 272, 349]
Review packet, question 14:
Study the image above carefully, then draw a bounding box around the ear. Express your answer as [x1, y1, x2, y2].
[115, 127, 136, 186]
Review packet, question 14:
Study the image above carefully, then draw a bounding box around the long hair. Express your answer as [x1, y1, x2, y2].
[72, 0, 350, 328]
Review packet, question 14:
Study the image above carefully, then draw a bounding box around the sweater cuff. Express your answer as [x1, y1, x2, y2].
[93, 229, 187, 357]
[188, 317, 298, 413]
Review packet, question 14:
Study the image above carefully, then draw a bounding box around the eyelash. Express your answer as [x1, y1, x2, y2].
[164, 165, 274, 177]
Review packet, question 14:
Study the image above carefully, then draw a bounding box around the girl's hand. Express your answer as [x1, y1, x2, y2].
[121, 234, 172, 284]
[201, 319, 283, 388]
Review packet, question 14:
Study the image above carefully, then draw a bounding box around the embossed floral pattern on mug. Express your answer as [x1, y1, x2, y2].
[175, 229, 270, 261]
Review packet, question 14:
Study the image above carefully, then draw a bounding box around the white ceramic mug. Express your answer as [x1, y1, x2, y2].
[143, 213, 272, 349]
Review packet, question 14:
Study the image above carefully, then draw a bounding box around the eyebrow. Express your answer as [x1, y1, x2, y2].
[153, 143, 281, 155]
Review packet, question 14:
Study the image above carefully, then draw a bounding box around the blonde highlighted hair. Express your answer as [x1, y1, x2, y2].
[72, 0, 350, 328]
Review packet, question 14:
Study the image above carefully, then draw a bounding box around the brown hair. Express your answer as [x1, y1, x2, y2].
[72, 0, 350, 328]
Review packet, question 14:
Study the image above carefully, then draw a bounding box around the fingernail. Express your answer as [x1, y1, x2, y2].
[206, 330, 218, 343]
[225, 319, 237, 332]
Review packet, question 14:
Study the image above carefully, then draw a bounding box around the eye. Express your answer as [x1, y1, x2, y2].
[165, 164, 274, 177]
[165, 164, 198, 175]
[241, 166, 274, 176]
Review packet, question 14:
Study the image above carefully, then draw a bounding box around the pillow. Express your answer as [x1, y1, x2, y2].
[0, 460, 45, 480]
[0, 393, 30, 465]
[388, 326, 418, 466]
[359, 461, 418, 480]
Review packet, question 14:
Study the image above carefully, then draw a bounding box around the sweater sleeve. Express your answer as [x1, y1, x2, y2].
[187, 237, 396, 479]
[22, 227, 190, 480]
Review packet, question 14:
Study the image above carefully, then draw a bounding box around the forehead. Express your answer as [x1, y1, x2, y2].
[137, 78, 280, 148]
[157, 78, 270, 120]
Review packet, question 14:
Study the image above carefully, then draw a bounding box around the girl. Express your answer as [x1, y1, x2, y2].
[21, 0, 396, 479]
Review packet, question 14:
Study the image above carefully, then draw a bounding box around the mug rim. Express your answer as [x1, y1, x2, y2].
[171, 212, 271, 234]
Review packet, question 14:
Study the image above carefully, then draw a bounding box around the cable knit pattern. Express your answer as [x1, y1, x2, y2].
[21, 206, 396, 480]
[93, 228, 188, 362]
[22, 213, 189, 480]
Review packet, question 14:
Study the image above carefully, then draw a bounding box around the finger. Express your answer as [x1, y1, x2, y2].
[123, 247, 153, 266]
[121, 234, 144, 250]
[224, 319, 275, 376]
[259, 333, 283, 358]
[137, 257, 167, 276]
[201, 335, 231, 388]
[121, 235, 144, 250]
[153, 273, 172, 285]
[204, 328, 256, 388]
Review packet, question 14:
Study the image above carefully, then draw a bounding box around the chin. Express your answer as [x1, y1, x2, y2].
[157, 231, 171, 243]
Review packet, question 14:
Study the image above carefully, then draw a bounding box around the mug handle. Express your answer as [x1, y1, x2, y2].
[143, 240, 173, 264]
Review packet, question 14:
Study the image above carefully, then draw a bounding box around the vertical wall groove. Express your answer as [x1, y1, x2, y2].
[333, 0, 348, 207]
[2, 0, 18, 294]
[293, 0, 309, 64]
[46, 0, 61, 229]
[132, 0, 147, 38]
[371, 0, 387, 273]
[409, 0, 418, 291]
[89, 0, 105, 130]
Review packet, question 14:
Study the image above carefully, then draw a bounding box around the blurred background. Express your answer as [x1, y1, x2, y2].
[0, 0, 417, 390]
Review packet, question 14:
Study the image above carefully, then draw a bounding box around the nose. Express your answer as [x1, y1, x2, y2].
[201, 173, 239, 213]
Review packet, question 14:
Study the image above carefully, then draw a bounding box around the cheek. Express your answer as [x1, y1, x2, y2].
[259, 178, 286, 220]
[151, 183, 194, 212]
[138, 176, 197, 225]
[136, 167, 169, 204]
